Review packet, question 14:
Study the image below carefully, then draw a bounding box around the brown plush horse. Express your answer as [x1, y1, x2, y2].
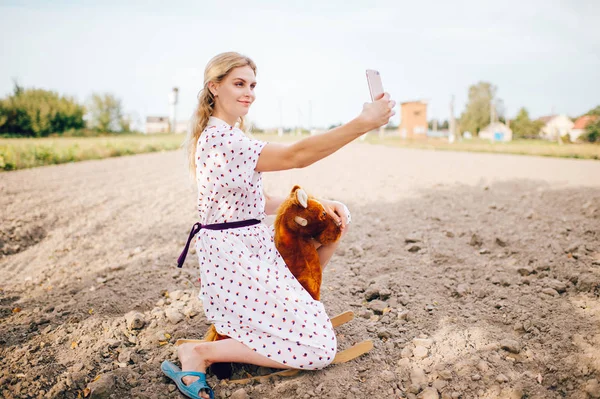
[201, 184, 342, 378]
[273, 184, 342, 300]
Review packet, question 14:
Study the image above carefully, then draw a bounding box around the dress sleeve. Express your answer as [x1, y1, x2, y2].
[202, 126, 268, 187]
[238, 131, 268, 174]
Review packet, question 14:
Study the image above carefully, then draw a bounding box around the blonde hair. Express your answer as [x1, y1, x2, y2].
[183, 52, 257, 181]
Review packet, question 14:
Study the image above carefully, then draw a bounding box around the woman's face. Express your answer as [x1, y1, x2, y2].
[210, 65, 256, 120]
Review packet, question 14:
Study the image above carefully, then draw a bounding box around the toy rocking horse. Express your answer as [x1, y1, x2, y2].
[175, 185, 372, 383]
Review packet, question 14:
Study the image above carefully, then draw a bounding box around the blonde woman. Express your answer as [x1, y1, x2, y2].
[162, 52, 395, 399]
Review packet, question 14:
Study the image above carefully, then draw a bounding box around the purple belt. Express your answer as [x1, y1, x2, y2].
[177, 219, 262, 268]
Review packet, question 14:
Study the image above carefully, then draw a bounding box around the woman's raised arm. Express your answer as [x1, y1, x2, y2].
[255, 93, 395, 173]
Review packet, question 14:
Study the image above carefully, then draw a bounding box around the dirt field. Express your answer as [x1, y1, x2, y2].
[1, 142, 600, 399]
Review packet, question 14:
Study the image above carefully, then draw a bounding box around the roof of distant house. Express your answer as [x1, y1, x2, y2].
[481, 122, 511, 132]
[537, 115, 557, 123]
[146, 116, 169, 123]
[573, 115, 599, 129]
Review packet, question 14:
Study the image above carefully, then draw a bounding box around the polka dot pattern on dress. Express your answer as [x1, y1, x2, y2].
[194, 116, 337, 370]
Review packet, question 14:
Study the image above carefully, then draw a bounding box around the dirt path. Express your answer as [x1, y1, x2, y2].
[1, 143, 599, 399]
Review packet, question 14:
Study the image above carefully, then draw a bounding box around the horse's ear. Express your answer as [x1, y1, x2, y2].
[295, 188, 308, 208]
[290, 185, 308, 208]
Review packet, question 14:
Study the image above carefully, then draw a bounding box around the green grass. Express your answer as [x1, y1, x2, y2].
[360, 135, 600, 160]
[0, 134, 185, 171]
[257, 132, 600, 160]
[2, 131, 598, 172]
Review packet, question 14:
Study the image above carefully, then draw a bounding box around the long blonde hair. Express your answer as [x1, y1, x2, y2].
[183, 52, 257, 181]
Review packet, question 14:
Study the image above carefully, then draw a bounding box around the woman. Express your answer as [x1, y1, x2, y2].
[162, 52, 395, 399]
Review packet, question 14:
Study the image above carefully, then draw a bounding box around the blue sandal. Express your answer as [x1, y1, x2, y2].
[161, 360, 215, 399]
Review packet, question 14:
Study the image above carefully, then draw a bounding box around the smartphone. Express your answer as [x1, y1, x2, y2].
[366, 69, 384, 101]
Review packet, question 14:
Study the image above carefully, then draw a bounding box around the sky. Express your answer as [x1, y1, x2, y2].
[1, 0, 599, 131]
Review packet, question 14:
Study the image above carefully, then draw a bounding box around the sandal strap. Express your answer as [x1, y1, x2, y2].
[176, 371, 208, 381]
[186, 379, 214, 397]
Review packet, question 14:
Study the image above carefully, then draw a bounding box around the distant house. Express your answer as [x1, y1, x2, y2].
[571, 115, 598, 141]
[537, 115, 574, 141]
[146, 116, 169, 134]
[145, 116, 189, 134]
[399, 100, 428, 139]
[479, 122, 513, 142]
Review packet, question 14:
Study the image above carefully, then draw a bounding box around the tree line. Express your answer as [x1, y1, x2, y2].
[429, 81, 599, 143]
[2, 80, 598, 142]
[0, 82, 133, 137]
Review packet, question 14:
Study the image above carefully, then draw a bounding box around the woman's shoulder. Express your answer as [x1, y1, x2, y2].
[198, 122, 237, 144]
[211, 125, 259, 141]
[205, 120, 233, 134]
[203, 117, 234, 135]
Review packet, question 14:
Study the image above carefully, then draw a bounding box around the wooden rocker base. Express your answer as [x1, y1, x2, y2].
[224, 340, 374, 384]
[174, 310, 373, 384]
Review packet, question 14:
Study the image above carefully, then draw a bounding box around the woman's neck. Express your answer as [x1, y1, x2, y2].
[211, 111, 237, 127]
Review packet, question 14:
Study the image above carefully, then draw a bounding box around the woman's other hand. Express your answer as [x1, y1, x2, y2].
[319, 199, 350, 231]
[356, 92, 396, 132]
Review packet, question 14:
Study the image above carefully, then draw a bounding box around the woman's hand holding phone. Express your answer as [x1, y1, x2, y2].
[357, 92, 396, 132]
[355, 69, 396, 133]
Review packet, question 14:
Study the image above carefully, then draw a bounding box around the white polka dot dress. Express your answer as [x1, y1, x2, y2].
[194, 116, 337, 370]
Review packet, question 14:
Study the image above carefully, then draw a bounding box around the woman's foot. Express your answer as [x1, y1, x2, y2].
[177, 342, 213, 398]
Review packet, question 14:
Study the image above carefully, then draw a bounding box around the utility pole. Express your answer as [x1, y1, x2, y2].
[168, 87, 179, 133]
[449, 95, 456, 143]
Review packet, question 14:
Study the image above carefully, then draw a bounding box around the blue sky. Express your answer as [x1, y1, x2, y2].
[1, 0, 599, 130]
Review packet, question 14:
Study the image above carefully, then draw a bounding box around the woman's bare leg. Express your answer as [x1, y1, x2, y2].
[313, 225, 350, 272]
[178, 339, 288, 398]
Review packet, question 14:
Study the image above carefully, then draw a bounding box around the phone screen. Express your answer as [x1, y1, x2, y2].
[366, 69, 384, 101]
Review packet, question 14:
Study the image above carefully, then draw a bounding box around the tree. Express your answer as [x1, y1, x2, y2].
[460, 81, 503, 136]
[385, 121, 398, 130]
[583, 119, 600, 143]
[87, 93, 124, 132]
[575, 105, 600, 143]
[495, 99, 506, 122]
[585, 105, 600, 116]
[0, 81, 85, 137]
[427, 119, 448, 130]
[119, 113, 132, 133]
[511, 107, 544, 139]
